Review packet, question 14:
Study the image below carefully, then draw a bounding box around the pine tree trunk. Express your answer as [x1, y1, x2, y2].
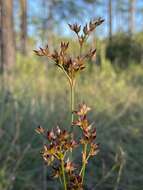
[0, 0, 15, 72]
[108, 0, 112, 41]
[20, 0, 27, 55]
[129, 0, 136, 35]
[0, 0, 2, 72]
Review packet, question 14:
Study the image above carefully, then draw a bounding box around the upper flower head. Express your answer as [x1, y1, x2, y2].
[68, 23, 81, 34]
[33, 45, 50, 56]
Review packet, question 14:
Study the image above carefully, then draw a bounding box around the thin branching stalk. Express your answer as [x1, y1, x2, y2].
[60, 64, 75, 129]
[61, 158, 67, 190]
[70, 79, 75, 125]
[59, 174, 63, 186]
[60, 65, 71, 84]
[80, 144, 88, 183]
[79, 44, 83, 56]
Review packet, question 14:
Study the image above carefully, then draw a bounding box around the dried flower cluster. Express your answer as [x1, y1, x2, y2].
[34, 40, 95, 86]
[34, 18, 104, 85]
[36, 104, 99, 190]
[68, 17, 104, 48]
[73, 104, 99, 153]
[35, 18, 104, 190]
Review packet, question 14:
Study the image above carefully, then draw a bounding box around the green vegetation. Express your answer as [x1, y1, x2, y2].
[0, 53, 143, 189]
[106, 32, 143, 68]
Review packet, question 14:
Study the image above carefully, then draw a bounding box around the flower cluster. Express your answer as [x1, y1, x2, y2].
[69, 17, 104, 47]
[68, 174, 83, 190]
[36, 104, 99, 189]
[34, 18, 104, 84]
[34, 42, 95, 83]
[73, 104, 98, 145]
[36, 126, 77, 166]
[73, 104, 99, 183]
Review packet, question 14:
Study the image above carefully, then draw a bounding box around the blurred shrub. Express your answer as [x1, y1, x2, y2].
[106, 33, 143, 68]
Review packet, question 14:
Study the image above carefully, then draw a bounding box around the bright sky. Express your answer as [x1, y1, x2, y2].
[23, 0, 143, 39]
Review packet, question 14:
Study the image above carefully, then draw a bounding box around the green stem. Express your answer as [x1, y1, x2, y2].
[60, 65, 75, 129]
[79, 44, 83, 56]
[61, 159, 67, 190]
[70, 80, 75, 125]
[60, 65, 71, 83]
[80, 144, 87, 183]
[59, 175, 62, 186]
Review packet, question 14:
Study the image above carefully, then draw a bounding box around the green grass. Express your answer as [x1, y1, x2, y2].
[0, 55, 143, 190]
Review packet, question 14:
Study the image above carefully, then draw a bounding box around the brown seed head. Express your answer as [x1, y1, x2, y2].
[47, 129, 56, 141]
[35, 125, 45, 134]
[60, 41, 69, 54]
[75, 103, 91, 117]
[52, 166, 61, 178]
[83, 24, 89, 35]
[89, 143, 99, 156]
[34, 45, 49, 56]
[65, 159, 76, 173]
[85, 48, 96, 59]
[78, 34, 85, 47]
[68, 23, 81, 34]
[68, 174, 83, 190]
[89, 17, 104, 32]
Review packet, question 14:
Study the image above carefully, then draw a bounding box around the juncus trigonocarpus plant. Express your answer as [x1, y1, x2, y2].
[34, 18, 104, 126]
[34, 18, 104, 190]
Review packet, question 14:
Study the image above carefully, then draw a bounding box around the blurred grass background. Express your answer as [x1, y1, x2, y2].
[0, 47, 143, 189]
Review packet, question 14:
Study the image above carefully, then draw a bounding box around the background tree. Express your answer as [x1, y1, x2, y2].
[115, 0, 128, 33]
[108, 0, 112, 40]
[128, 0, 136, 35]
[20, 0, 27, 55]
[0, 0, 15, 72]
[0, 0, 2, 72]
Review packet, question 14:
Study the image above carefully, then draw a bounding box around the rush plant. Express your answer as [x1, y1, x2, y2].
[34, 18, 104, 190]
